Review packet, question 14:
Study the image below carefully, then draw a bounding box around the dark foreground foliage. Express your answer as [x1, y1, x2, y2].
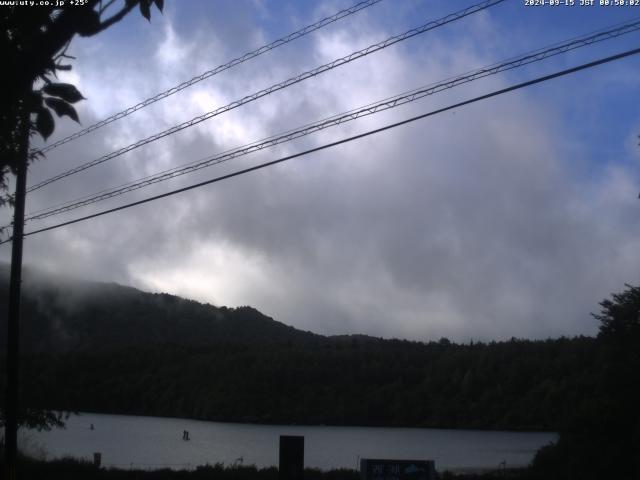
[2, 457, 541, 480]
[528, 285, 640, 480]
[4, 457, 361, 480]
[441, 469, 533, 480]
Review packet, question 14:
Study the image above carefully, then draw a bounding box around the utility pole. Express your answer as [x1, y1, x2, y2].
[4, 103, 30, 480]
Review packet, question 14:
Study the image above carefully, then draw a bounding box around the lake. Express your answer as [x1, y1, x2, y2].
[22, 413, 556, 472]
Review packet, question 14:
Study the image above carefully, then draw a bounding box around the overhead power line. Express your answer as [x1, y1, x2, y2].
[27, 0, 506, 193]
[3, 46, 637, 245]
[33, 0, 384, 156]
[22, 18, 640, 222]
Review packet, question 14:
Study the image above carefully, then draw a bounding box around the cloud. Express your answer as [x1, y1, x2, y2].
[3, 2, 640, 342]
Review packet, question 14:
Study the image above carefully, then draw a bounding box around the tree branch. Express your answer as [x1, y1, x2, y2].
[53, 39, 72, 61]
[93, 2, 137, 35]
[99, 0, 118, 15]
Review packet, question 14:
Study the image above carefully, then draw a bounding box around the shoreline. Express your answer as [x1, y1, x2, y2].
[51, 410, 559, 435]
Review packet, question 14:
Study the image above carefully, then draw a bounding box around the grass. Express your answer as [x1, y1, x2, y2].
[5, 457, 362, 480]
[4, 455, 535, 480]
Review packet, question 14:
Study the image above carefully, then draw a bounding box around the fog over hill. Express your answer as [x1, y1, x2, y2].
[0, 263, 321, 353]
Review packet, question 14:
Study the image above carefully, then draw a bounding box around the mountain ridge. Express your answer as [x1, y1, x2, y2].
[0, 263, 324, 353]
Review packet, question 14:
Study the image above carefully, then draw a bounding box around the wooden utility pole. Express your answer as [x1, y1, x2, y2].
[4, 103, 30, 480]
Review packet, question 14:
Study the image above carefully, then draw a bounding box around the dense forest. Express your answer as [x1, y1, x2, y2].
[18, 336, 597, 431]
[1, 265, 639, 478]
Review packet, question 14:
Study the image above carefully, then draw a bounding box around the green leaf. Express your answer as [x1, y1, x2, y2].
[45, 97, 80, 123]
[140, 0, 151, 20]
[43, 83, 85, 103]
[154, 0, 164, 11]
[36, 108, 55, 140]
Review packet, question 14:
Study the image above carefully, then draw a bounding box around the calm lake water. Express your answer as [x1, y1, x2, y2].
[22, 413, 556, 472]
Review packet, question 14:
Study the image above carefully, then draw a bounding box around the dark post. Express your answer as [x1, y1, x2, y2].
[279, 435, 304, 480]
[4, 104, 30, 480]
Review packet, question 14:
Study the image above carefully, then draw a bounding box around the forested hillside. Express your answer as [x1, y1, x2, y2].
[0, 265, 602, 432]
[0, 264, 319, 353]
[20, 336, 597, 431]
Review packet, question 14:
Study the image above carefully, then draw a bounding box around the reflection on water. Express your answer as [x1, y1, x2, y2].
[23, 413, 556, 471]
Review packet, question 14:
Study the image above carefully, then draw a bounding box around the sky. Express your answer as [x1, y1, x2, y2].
[2, 0, 640, 342]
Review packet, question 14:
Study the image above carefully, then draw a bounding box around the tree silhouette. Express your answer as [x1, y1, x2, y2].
[0, 0, 164, 209]
[0, 0, 163, 436]
[593, 284, 640, 479]
[532, 284, 640, 480]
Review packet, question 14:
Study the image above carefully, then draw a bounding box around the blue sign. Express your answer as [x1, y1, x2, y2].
[360, 459, 437, 480]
